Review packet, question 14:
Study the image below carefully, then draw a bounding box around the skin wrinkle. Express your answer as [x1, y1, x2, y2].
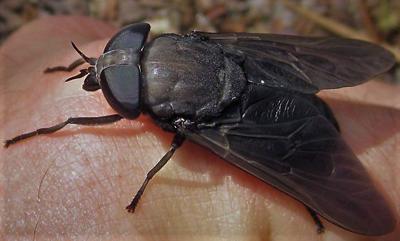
[381, 143, 399, 207]
[45, 164, 82, 202]
[26, 156, 64, 237]
[79, 158, 118, 201]
[37, 162, 54, 202]
[391, 129, 400, 208]
[100, 145, 127, 204]
[76, 137, 110, 195]
[361, 139, 399, 205]
[11, 137, 66, 205]
[37, 134, 124, 236]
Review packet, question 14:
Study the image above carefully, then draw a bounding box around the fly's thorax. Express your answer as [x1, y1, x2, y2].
[141, 34, 247, 121]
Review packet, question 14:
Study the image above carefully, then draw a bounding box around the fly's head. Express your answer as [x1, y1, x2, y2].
[66, 23, 151, 119]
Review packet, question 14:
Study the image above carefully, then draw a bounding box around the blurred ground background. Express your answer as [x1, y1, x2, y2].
[0, 0, 399, 83]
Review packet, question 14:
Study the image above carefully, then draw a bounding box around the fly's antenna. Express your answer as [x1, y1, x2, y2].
[43, 42, 101, 91]
[62, 42, 98, 88]
[42, 41, 104, 92]
[71, 42, 97, 65]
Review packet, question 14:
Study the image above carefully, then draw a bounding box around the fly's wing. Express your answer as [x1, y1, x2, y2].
[194, 32, 395, 93]
[187, 90, 396, 235]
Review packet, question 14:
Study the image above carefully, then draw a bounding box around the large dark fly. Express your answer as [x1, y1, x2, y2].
[4, 23, 396, 236]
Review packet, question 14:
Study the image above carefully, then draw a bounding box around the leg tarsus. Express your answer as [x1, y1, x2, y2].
[305, 206, 325, 234]
[4, 114, 122, 148]
[126, 134, 185, 213]
[44, 58, 86, 73]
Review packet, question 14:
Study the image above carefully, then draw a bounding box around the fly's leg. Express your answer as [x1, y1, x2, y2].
[305, 206, 325, 234]
[126, 134, 185, 213]
[4, 114, 123, 147]
[44, 58, 86, 73]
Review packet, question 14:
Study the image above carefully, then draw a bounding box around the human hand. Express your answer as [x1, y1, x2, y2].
[1, 16, 399, 241]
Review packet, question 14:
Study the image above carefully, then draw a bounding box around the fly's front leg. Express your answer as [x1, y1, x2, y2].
[126, 134, 185, 213]
[4, 114, 123, 147]
[44, 58, 86, 73]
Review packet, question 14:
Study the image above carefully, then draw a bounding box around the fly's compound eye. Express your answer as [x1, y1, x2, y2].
[97, 22, 151, 119]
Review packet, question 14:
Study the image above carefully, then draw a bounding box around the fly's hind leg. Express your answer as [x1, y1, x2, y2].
[305, 206, 325, 234]
[44, 58, 86, 73]
[4, 114, 123, 147]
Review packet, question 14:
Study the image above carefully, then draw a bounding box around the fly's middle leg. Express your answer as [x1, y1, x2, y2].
[126, 134, 185, 213]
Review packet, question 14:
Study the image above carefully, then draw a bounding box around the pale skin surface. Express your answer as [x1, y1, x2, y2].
[1, 16, 399, 241]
